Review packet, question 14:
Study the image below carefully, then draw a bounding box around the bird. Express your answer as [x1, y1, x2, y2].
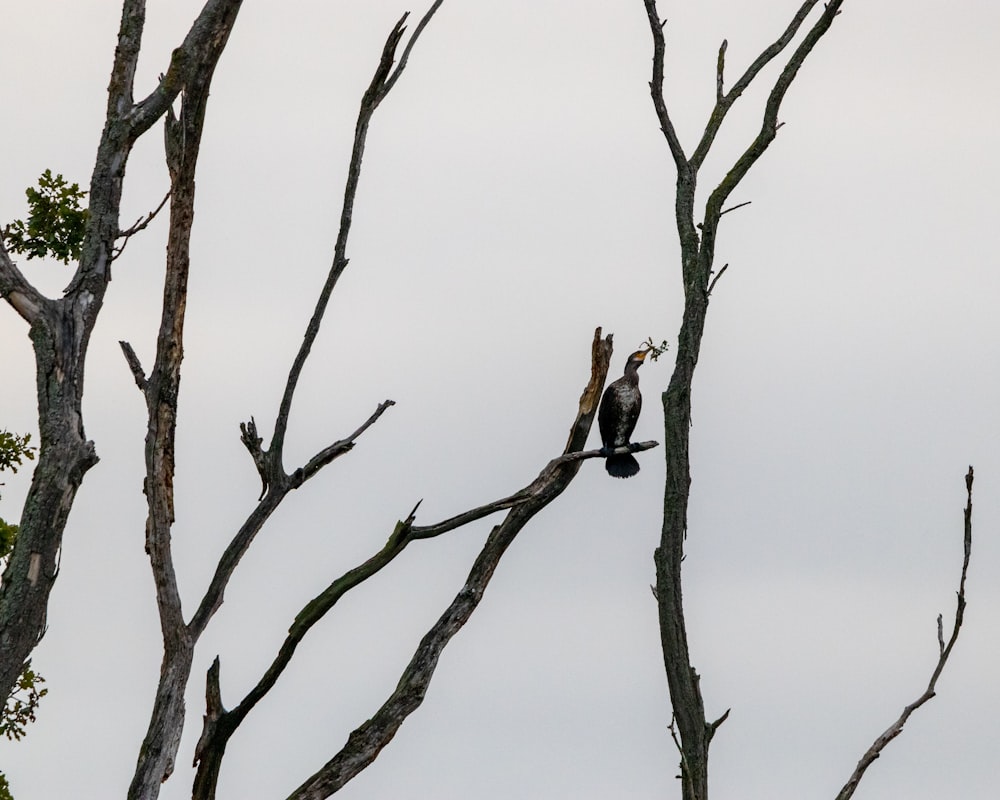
[598, 348, 650, 478]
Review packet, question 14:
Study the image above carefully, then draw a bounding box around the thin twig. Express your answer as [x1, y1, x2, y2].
[297, 400, 396, 483]
[113, 190, 171, 261]
[720, 200, 751, 217]
[707, 263, 729, 296]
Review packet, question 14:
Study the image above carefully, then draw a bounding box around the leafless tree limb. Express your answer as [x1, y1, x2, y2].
[834, 466, 974, 800]
[126, 7, 239, 796]
[281, 329, 619, 799]
[118, 340, 148, 391]
[690, 1, 826, 170]
[642, 3, 846, 799]
[113, 190, 171, 261]
[268, 2, 444, 465]
[186, 4, 445, 643]
[297, 400, 397, 483]
[706, 263, 729, 297]
[189, 329, 630, 797]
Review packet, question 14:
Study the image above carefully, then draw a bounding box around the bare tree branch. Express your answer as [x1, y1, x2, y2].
[706, 263, 729, 297]
[113, 189, 171, 261]
[126, 8, 240, 796]
[189, 329, 644, 799]
[834, 466, 974, 800]
[282, 330, 618, 799]
[127, 0, 247, 138]
[642, 0, 688, 170]
[187, 400, 393, 641]
[118, 340, 148, 391]
[703, 1, 844, 224]
[297, 400, 397, 483]
[409, 442, 658, 541]
[690, 0, 825, 170]
[268, 3, 444, 464]
[0, 236, 46, 325]
[383, 0, 445, 95]
[642, 3, 847, 799]
[187, 3, 445, 645]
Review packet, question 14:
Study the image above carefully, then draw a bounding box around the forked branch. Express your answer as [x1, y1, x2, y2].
[834, 467, 974, 800]
[268, 1, 444, 461]
[187, 3, 444, 642]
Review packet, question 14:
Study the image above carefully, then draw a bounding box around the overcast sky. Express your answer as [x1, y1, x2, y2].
[3, 1, 1000, 798]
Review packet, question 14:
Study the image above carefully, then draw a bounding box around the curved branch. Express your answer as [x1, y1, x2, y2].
[190, 329, 623, 799]
[834, 467, 974, 800]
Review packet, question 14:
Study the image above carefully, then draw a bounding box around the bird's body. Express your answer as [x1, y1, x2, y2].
[598, 349, 648, 478]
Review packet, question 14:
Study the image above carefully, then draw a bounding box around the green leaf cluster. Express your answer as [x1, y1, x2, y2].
[0, 431, 34, 475]
[0, 431, 34, 558]
[3, 170, 88, 265]
[0, 664, 47, 741]
[0, 432, 41, 800]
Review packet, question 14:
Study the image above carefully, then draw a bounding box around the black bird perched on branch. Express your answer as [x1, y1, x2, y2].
[598, 348, 650, 478]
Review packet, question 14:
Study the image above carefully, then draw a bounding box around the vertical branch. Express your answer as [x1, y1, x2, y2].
[126, 6, 242, 798]
[642, 2, 846, 798]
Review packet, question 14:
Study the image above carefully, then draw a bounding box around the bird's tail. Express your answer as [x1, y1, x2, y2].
[605, 453, 640, 479]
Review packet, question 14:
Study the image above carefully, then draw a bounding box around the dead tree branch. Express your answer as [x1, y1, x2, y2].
[192, 329, 618, 798]
[118, 340, 148, 391]
[186, 2, 445, 643]
[113, 190, 171, 261]
[268, 3, 442, 464]
[834, 466, 974, 800]
[263, 329, 618, 799]
[642, 2, 846, 799]
[126, 6, 240, 797]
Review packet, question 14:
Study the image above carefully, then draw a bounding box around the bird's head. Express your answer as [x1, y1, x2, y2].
[627, 348, 651, 366]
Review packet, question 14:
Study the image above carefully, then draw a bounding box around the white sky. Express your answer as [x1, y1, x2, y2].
[2, 1, 1000, 798]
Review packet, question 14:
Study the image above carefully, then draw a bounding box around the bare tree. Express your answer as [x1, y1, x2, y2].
[641, 2, 973, 799]
[1, 3, 659, 798]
